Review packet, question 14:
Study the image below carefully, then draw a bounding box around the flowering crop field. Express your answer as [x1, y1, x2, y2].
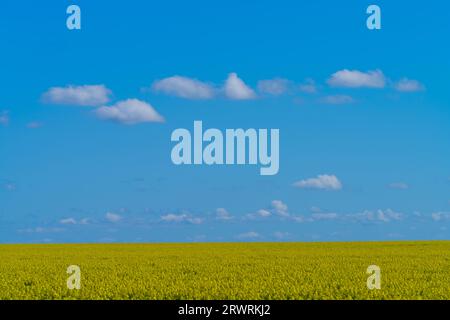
[0, 241, 449, 300]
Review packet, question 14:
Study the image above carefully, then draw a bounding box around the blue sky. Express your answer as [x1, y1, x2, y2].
[1, 0, 449, 243]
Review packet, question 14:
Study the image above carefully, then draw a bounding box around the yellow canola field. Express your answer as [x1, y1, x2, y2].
[0, 241, 449, 300]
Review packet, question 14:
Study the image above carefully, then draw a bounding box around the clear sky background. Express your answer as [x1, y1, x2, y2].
[1, 0, 449, 243]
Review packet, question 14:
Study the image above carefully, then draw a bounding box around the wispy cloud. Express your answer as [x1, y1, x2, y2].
[18, 227, 65, 234]
[161, 213, 203, 224]
[152, 76, 215, 99]
[319, 94, 354, 105]
[293, 174, 343, 191]
[273, 231, 291, 240]
[2, 182, 16, 191]
[327, 69, 386, 88]
[0, 111, 9, 125]
[394, 78, 425, 92]
[431, 212, 450, 222]
[95, 99, 164, 125]
[236, 231, 260, 240]
[257, 78, 290, 96]
[388, 182, 409, 190]
[26, 121, 43, 129]
[299, 78, 318, 94]
[216, 208, 233, 221]
[347, 209, 403, 223]
[105, 212, 122, 223]
[42, 85, 112, 106]
[60, 217, 91, 225]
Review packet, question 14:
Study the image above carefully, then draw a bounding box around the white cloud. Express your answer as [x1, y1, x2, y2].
[0, 111, 9, 125]
[19, 227, 65, 234]
[236, 231, 260, 239]
[60, 217, 91, 225]
[42, 85, 111, 106]
[431, 212, 450, 222]
[394, 78, 424, 92]
[80, 218, 91, 225]
[388, 182, 409, 190]
[299, 79, 317, 94]
[319, 95, 354, 105]
[312, 213, 339, 220]
[152, 76, 215, 99]
[271, 200, 289, 217]
[291, 215, 306, 223]
[293, 174, 343, 191]
[348, 209, 403, 223]
[60, 218, 77, 225]
[327, 69, 386, 88]
[257, 78, 289, 96]
[105, 212, 122, 223]
[161, 213, 203, 224]
[216, 208, 233, 221]
[224, 73, 256, 100]
[95, 99, 164, 125]
[256, 209, 271, 217]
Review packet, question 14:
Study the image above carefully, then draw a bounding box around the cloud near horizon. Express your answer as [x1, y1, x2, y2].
[293, 174, 343, 190]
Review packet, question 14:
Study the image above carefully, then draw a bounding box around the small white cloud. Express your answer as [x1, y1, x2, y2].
[236, 231, 260, 240]
[348, 209, 402, 223]
[59, 217, 91, 225]
[257, 78, 289, 96]
[224, 73, 256, 100]
[431, 212, 450, 222]
[291, 215, 306, 223]
[19, 227, 64, 234]
[293, 174, 342, 191]
[327, 69, 386, 88]
[0, 111, 9, 125]
[161, 213, 203, 224]
[42, 85, 111, 106]
[394, 78, 425, 92]
[310, 206, 322, 213]
[105, 212, 122, 223]
[271, 200, 289, 217]
[79, 218, 91, 225]
[256, 209, 271, 217]
[388, 182, 409, 190]
[216, 208, 233, 221]
[319, 95, 354, 105]
[299, 79, 317, 94]
[95, 99, 164, 125]
[152, 76, 215, 99]
[312, 213, 339, 220]
[60, 218, 77, 225]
